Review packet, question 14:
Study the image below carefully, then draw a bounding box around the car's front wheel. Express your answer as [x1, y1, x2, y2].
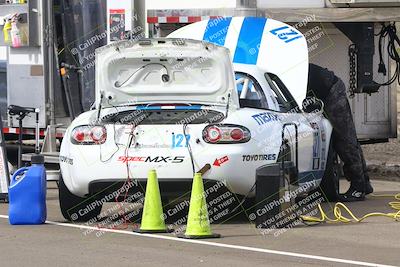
[58, 176, 102, 222]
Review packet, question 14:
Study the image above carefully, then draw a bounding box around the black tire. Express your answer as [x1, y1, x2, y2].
[58, 177, 102, 222]
[318, 142, 340, 202]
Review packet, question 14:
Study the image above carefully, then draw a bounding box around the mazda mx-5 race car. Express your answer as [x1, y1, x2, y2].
[59, 18, 337, 222]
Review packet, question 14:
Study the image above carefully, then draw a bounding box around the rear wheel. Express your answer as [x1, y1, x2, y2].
[318, 143, 340, 202]
[58, 177, 102, 222]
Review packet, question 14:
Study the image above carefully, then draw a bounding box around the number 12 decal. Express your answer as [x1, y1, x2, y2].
[270, 26, 302, 43]
[172, 133, 191, 148]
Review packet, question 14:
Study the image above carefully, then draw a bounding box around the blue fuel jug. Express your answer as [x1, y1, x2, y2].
[9, 155, 47, 225]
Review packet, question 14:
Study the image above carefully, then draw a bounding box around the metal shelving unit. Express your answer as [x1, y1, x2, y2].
[0, 1, 40, 47]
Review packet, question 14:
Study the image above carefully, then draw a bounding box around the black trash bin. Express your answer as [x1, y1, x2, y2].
[255, 162, 296, 229]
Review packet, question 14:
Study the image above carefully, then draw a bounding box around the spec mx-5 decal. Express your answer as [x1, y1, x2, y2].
[118, 156, 185, 164]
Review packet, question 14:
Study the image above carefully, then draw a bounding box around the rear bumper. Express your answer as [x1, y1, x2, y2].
[88, 179, 228, 200]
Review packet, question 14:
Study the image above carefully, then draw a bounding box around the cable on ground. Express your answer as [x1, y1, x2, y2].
[300, 193, 400, 225]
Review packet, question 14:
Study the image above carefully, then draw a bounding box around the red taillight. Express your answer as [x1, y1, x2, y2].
[230, 128, 244, 141]
[90, 127, 107, 143]
[203, 125, 250, 144]
[73, 131, 85, 142]
[71, 125, 107, 145]
[206, 126, 222, 143]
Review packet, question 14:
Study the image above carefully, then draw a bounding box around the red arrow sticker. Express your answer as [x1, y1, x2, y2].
[213, 156, 229, 167]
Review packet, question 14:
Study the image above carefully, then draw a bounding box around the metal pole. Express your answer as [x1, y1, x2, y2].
[17, 117, 22, 169]
[43, 0, 55, 126]
[236, 0, 257, 8]
[35, 109, 40, 154]
[0, 112, 10, 201]
[134, 0, 147, 39]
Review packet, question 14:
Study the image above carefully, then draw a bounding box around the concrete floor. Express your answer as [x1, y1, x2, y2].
[0, 179, 399, 267]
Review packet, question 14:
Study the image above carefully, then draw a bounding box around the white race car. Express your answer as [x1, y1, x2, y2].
[59, 18, 338, 222]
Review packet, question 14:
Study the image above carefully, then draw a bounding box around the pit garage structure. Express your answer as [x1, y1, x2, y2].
[0, 0, 398, 181]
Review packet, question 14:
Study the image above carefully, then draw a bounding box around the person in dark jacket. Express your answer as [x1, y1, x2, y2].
[307, 63, 373, 201]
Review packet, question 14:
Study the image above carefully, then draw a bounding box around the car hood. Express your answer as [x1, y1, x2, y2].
[95, 38, 238, 109]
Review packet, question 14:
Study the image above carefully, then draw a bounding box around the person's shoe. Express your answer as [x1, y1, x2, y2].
[339, 186, 365, 202]
[365, 182, 374, 195]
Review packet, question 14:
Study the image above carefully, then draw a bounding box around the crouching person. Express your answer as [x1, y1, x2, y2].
[306, 63, 373, 201]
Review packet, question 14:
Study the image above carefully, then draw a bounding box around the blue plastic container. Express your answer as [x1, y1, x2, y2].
[8, 156, 47, 225]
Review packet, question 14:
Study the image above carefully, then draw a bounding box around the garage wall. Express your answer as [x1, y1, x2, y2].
[304, 23, 397, 140]
[146, 0, 237, 9]
[6, 0, 46, 128]
[0, 46, 6, 122]
[0, 46, 6, 61]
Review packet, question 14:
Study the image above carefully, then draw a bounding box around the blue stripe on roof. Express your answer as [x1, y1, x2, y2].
[233, 17, 267, 65]
[202, 17, 232, 46]
[135, 106, 202, 111]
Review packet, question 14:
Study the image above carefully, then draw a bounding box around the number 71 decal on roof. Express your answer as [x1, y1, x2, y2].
[270, 26, 303, 43]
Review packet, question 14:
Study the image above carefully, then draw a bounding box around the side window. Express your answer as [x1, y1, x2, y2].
[235, 72, 269, 109]
[265, 73, 299, 112]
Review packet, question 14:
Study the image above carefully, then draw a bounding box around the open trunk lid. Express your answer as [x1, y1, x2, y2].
[95, 38, 238, 109]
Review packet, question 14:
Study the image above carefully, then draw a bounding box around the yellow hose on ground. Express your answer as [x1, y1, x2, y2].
[300, 193, 400, 225]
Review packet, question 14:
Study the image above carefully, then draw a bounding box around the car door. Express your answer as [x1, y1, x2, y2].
[264, 72, 326, 184]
